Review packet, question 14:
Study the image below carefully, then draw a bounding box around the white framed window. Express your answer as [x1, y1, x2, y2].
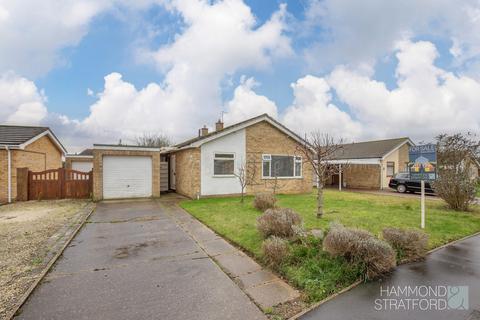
[262, 154, 302, 178]
[214, 153, 235, 176]
[294, 156, 302, 177]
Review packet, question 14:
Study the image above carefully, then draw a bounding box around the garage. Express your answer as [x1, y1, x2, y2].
[103, 156, 152, 199]
[72, 161, 93, 172]
[92, 144, 161, 201]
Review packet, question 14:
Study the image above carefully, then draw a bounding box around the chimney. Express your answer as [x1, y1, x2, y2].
[199, 125, 209, 137]
[215, 119, 224, 131]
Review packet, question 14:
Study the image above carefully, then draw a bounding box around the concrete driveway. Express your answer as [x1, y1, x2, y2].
[16, 200, 265, 320]
[301, 234, 480, 320]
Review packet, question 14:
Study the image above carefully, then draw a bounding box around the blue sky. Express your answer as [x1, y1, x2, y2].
[1, 0, 480, 150]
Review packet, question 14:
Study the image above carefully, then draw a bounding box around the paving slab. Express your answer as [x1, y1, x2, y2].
[199, 238, 237, 256]
[214, 251, 262, 277]
[237, 269, 277, 289]
[16, 200, 265, 320]
[245, 280, 301, 309]
[160, 197, 301, 310]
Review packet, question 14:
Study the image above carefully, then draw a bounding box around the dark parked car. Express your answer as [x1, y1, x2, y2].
[388, 172, 435, 194]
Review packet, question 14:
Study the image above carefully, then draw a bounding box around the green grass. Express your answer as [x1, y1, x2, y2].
[180, 189, 480, 302]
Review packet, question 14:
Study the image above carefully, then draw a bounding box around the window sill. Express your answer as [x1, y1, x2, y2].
[212, 174, 236, 178]
[261, 176, 303, 180]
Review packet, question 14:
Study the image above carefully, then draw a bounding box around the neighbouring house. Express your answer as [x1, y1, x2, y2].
[470, 158, 480, 180]
[65, 149, 93, 172]
[0, 125, 67, 203]
[321, 137, 414, 190]
[92, 114, 313, 200]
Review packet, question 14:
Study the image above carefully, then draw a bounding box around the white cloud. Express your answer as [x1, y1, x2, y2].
[327, 40, 480, 140]
[282, 75, 362, 140]
[303, 0, 480, 71]
[0, 72, 47, 125]
[35, 0, 291, 149]
[223, 76, 278, 124]
[0, 0, 160, 77]
[0, 1, 108, 77]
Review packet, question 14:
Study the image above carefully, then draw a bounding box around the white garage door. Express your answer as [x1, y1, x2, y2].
[72, 161, 93, 172]
[103, 156, 152, 199]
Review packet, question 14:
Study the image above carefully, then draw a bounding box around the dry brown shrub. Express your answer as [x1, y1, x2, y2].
[257, 208, 302, 238]
[262, 236, 290, 269]
[382, 227, 429, 260]
[253, 193, 276, 211]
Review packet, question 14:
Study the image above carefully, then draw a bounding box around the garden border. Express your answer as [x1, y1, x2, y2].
[288, 230, 480, 320]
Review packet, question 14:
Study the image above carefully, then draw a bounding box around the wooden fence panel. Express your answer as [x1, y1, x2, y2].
[64, 170, 92, 199]
[16, 168, 29, 201]
[27, 168, 92, 200]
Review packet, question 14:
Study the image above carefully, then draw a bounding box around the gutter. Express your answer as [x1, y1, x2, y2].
[5, 146, 12, 203]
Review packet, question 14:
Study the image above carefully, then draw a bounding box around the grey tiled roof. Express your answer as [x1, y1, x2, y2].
[79, 148, 93, 156]
[175, 113, 305, 148]
[0, 125, 49, 145]
[333, 137, 411, 160]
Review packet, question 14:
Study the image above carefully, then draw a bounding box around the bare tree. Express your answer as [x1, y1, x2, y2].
[135, 133, 172, 148]
[235, 159, 257, 203]
[434, 133, 480, 211]
[296, 132, 345, 218]
[263, 164, 282, 196]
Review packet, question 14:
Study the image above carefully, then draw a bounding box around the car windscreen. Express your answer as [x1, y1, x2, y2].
[395, 173, 410, 179]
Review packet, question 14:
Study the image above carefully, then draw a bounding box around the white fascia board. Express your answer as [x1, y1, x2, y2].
[66, 155, 94, 159]
[0, 144, 20, 149]
[189, 115, 307, 148]
[382, 139, 415, 160]
[19, 130, 68, 155]
[327, 158, 381, 165]
[93, 145, 161, 152]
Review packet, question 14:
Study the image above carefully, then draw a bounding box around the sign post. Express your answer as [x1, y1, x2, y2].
[421, 180, 425, 229]
[408, 144, 437, 229]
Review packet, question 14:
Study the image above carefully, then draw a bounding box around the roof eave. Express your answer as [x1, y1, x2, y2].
[182, 114, 308, 149]
[19, 129, 68, 155]
[381, 138, 414, 160]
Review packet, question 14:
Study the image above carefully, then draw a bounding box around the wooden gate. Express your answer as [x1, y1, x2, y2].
[25, 168, 92, 200]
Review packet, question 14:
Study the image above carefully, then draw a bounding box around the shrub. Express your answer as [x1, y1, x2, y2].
[323, 223, 374, 259]
[262, 236, 290, 269]
[382, 227, 429, 260]
[356, 237, 397, 279]
[257, 208, 303, 238]
[323, 223, 396, 279]
[253, 193, 276, 211]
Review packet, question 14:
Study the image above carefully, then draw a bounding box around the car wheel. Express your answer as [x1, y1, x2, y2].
[397, 184, 407, 193]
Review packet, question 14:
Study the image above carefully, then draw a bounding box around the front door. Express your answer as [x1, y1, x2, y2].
[170, 154, 176, 190]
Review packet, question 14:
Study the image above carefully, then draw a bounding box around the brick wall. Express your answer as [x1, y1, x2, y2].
[0, 136, 63, 203]
[0, 150, 7, 203]
[173, 148, 201, 199]
[245, 121, 313, 195]
[92, 149, 161, 201]
[343, 164, 381, 189]
[24, 135, 63, 169]
[398, 143, 409, 172]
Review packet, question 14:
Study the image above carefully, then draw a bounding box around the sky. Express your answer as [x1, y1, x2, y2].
[1, 0, 480, 152]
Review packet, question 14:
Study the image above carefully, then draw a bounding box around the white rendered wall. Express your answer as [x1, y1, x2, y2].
[200, 129, 246, 196]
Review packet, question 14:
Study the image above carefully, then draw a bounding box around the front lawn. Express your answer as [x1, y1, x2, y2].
[180, 190, 480, 303]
